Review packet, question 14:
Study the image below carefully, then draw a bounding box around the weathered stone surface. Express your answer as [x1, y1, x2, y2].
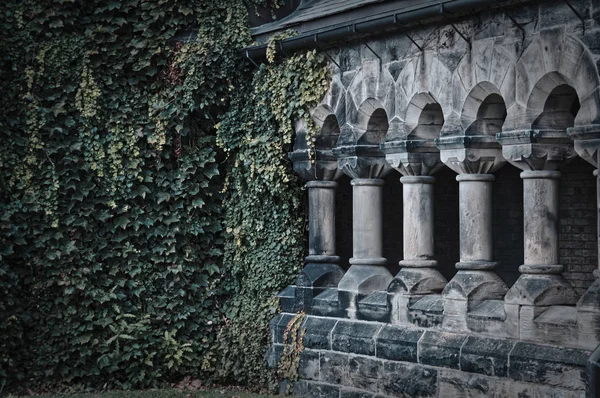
[311, 288, 341, 318]
[419, 331, 467, 370]
[407, 294, 444, 328]
[509, 342, 590, 390]
[380, 361, 438, 398]
[339, 390, 384, 398]
[375, 326, 422, 363]
[270, 313, 293, 345]
[277, 285, 300, 313]
[331, 320, 380, 356]
[320, 351, 350, 385]
[460, 336, 514, 377]
[438, 369, 585, 398]
[297, 263, 345, 289]
[348, 356, 383, 393]
[357, 291, 390, 322]
[265, 343, 283, 370]
[294, 380, 340, 398]
[299, 349, 320, 381]
[302, 317, 338, 350]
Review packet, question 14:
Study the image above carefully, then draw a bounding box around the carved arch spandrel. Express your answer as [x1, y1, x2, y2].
[507, 28, 600, 130]
[447, 40, 517, 136]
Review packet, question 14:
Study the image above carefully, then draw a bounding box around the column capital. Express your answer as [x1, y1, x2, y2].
[400, 176, 436, 184]
[520, 170, 561, 180]
[496, 129, 575, 171]
[567, 125, 600, 169]
[289, 148, 343, 182]
[380, 139, 443, 176]
[306, 180, 338, 189]
[455, 174, 495, 182]
[333, 144, 391, 179]
[436, 135, 506, 174]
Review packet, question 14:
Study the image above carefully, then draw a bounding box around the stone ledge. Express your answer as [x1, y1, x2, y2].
[274, 313, 593, 393]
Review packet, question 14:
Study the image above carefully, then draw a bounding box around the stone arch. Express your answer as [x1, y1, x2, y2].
[320, 75, 347, 126]
[397, 52, 453, 138]
[529, 77, 580, 130]
[449, 40, 517, 136]
[311, 104, 341, 150]
[508, 29, 600, 129]
[461, 82, 507, 135]
[404, 92, 444, 140]
[353, 98, 389, 145]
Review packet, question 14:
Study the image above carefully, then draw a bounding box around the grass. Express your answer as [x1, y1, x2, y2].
[12, 389, 280, 398]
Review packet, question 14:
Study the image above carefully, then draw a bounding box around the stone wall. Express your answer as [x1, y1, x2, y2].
[268, 314, 591, 398]
[279, 0, 600, 395]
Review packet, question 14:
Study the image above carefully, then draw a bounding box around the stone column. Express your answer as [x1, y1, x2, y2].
[351, 179, 385, 265]
[456, 174, 495, 267]
[333, 144, 392, 318]
[568, 125, 600, 348]
[520, 170, 562, 274]
[288, 144, 344, 312]
[381, 140, 447, 324]
[436, 135, 508, 332]
[497, 130, 578, 339]
[400, 176, 436, 268]
[306, 180, 339, 264]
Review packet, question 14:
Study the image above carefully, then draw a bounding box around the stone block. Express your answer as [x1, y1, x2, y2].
[522, 305, 579, 347]
[303, 316, 338, 350]
[466, 299, 512, 338]
[438, 369, 585, 398]
[311, 288, 341, 318]
[509, 341, 590, 390]
[375, 325, 422, 363]
[380, 361, 438, 398]
[270, 313, 294, 345]
[298, 350, 320, 381]
[266, 344, 283, 369]
[294, 380, 340, 398]
[357, 291, 390, 323]
[277, 285, 300, 313]
[407, 294, 444, 328]
[339, 390, 383, 398]
[331, 320, 380, 356]
[348, 356, 383, 393]
[577, 310, 600, 349]
[540, 0, 590, 30]
[460, 335, 515, 377]
[320, 351, 350, 385]
[418, 330, 467, 369]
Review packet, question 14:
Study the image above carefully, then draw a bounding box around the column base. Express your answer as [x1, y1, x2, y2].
[456, 261, 498, 270]
[389, 267, 447, 295]
[505, 273, 578, 306]
[577, 278, 600, 348]
[399, 259, 438, 268]
[338, 264, 393, 319]
[442, 270, 508, 331]
[296, 262, 345, 312]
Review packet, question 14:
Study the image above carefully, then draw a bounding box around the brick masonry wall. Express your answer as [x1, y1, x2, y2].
[335, 175, 352, 271]
[559, 157, 597, 296]
[434, 167, 460, 282]
[493, 166, 525, 287]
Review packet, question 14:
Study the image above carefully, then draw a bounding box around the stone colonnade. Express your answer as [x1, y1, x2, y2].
[288, 27, 600, 349]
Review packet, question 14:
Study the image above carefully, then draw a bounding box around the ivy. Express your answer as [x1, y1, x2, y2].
[0, 0, 329, 393]
[210, 45, 329, 386]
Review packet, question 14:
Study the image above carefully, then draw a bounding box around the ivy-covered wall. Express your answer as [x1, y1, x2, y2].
[0, 0, 329, 393]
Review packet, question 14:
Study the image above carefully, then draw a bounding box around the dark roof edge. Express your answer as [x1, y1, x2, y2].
[243, 0, 533, 63]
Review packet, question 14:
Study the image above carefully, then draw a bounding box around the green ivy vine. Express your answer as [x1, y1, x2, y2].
[0, 0, 329, 393]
